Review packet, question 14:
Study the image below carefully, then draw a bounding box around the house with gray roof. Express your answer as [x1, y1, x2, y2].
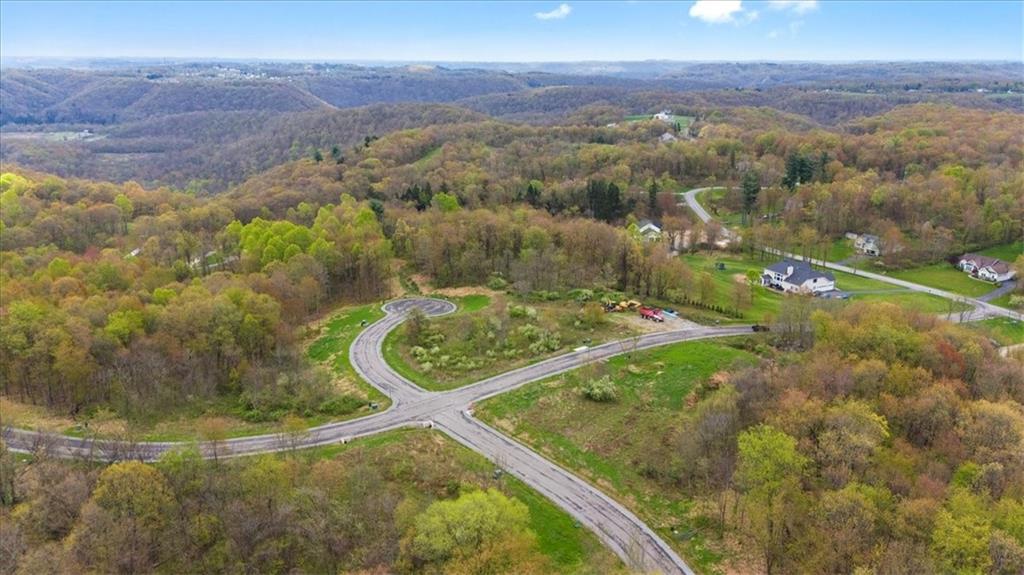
[957, 253, 1016, 283]
[761, 259, 836, 294]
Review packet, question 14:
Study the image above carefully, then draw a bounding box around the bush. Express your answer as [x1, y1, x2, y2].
[581, 376, 618, 402]
[487, 273, 508, 290]
[508, 304, 537, 319]
[318, 394, 364, 416]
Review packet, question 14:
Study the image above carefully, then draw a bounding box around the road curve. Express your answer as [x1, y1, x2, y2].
[2, 295, 755, 573]
[681, 188, 1022, 323]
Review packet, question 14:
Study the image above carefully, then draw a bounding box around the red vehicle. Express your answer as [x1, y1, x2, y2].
[639, 306, 664, 322]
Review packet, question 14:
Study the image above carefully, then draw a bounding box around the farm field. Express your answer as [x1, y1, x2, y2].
[476, 339, 759, 573]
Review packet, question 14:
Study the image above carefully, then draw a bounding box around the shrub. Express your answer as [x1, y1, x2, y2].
[581, 376, 618, 402]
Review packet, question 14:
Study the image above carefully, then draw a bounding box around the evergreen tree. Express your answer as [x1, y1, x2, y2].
[741, 170, 761, 225]
[648, 180, 660, 216]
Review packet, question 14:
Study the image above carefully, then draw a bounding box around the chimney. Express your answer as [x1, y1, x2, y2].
[786, 265, 794, 277]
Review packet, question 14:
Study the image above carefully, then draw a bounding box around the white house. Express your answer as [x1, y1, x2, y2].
[636, 219, 663, 241]
[659, 132, 678, 143]
[957, 253, 1017, 283]
[653, 110, 673, 123]
[761, 260, 836, 294]
[854, 234, 881, 256]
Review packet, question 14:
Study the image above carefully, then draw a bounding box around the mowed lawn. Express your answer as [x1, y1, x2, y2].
[886, 241, 1021, 298]
[477, 339, 758, 573]
[849, 291, 972, 314]
[308, 429, 625, 574]
[888, 262, 1000, 298]
[681, 251, 900, 322]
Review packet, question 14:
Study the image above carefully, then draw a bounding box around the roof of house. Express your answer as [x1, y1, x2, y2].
[764, 260, 835, 284]
[637, 219, 662, 231]
[859, 234, 880, 243]
[959, 253, 1012, 274]
[659, 132, 678, 142]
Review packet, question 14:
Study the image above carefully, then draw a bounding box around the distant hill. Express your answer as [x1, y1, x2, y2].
[2, 61, 1021, 190]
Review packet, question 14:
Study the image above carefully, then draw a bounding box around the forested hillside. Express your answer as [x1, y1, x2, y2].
[3, 61, 1022, 191]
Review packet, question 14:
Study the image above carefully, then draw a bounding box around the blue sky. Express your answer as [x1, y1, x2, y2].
[1, 1, 1021, 62]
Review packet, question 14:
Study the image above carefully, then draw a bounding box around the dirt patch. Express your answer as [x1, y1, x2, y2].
[611, 313, 676, 333]
[732, 273, 748, 284]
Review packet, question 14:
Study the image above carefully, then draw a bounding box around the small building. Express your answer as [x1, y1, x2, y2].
[659, 132, 678, 143]
[854, 234, 881, 256]
[761, 260, 836, 294]
[653, 110, 673, 123]
[957, 254, 1017, 283]
[636, 219, 663, 241]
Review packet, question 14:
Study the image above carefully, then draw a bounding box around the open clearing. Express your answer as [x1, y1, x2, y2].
[382, 297, 640, 391]
[476, 339, 759, 573]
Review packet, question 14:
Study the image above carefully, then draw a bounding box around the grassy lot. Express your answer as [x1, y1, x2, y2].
[681, 252, 782, 321]
[883, 242, 1021, 299]
[968, 317, 1024, 346]
[988, 293, 1021, 310]
[695, 188, 745, 228]
[827, 238, 855, 262]
[262, 428, 624, 574]
[849, 291, 972, 314]
[476, 339, 760, 573]
[979, 241, 1024, 262]
[887, 262, 998, 297]
[383, 298, 638, 391]
[681, 251, 898, 322]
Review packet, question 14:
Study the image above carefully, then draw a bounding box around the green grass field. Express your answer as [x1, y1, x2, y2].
[305, 428, 623, 574]
[888, 262, 998, 297]
[969, 317, 1024, 346]
[885, 241, 1021, 299]
[680, 251, 902, 322]
[477, 339, 759, 573]
[848, 291, 971, 314]
[979, 241, 1024, 262]
[827, 238, 856, 262]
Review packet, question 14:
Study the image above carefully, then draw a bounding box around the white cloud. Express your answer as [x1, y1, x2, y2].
[535, 3, 572, 20]
[768, 0, 818, 14]
[688, 0, 743, 24]
[767, 19, 805, 39]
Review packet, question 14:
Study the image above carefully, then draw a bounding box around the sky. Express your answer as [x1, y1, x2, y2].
[1, 1, 1021, 62]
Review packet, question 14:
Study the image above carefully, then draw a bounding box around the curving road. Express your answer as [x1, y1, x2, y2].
[680, 188, 1023, 323]
[3, 296, 758, 574]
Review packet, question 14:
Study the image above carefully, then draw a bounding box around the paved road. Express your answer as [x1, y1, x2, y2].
[979, 279, 1018, 303]
[680, 188, 1023, 323]
[3, 296, 755, 574]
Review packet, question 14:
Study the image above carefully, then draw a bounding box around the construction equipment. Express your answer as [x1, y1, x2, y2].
[639, 306, 664, 322]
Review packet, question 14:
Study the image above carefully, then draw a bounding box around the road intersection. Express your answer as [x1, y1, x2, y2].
[5, 187, 1015, 574]
[4, 295, 756, 574]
